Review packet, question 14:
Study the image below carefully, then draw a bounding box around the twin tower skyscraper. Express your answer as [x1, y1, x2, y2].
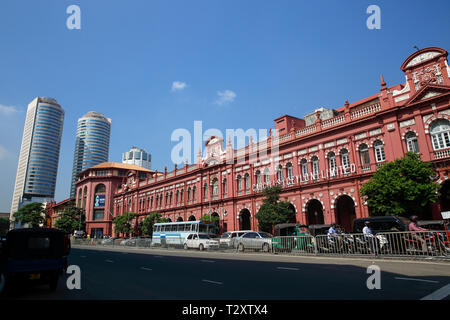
[10, 97, 111, 226]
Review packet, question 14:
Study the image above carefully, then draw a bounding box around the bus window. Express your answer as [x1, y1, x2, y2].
[177, 224, 183, 231]
[199, 224, 207, 233]
[191, 224, 197, 232]
[184, 224, 190, 231]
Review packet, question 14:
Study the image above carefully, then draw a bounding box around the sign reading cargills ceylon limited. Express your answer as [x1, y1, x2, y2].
[252, 163, 357, 192]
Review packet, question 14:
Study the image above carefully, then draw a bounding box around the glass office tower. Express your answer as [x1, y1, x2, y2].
[70, 111, 111, 197]
[10, 97, 65, 227]
[122, 146, 152, 169]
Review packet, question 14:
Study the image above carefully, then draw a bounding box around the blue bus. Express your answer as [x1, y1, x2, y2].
[152, 220, 217, 246]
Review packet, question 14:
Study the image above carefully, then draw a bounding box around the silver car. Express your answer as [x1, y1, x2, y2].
[235, 231, 272, 252]
[219, 230, 252, 248]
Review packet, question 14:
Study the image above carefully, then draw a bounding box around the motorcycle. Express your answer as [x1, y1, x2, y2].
[403, 232, 448, 256]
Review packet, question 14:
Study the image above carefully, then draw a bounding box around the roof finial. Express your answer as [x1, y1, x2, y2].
[380, 74, 387, 90]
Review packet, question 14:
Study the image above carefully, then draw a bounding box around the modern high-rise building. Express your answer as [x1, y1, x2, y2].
[70, 111, 111, 197]
[122, 146, 152, 170]
[10, 97, 65, 227]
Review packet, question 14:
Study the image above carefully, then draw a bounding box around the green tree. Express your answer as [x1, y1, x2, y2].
[255, 185, 296, 233]
[201, 213, 220, 233]
[54, 202, 85, 234]
[141, 212, 164, 235]
[0, 217, 10, 236]
[360, 152, 439, 217]
[13, 202, 46, 227]
[113, 212, 137, 237]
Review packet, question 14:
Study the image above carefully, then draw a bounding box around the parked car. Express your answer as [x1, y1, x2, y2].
[0, 228, 70, 295]
[101, 237, 121, 245]
[73, 230, 85, 238]
[352, 216, 410, 234]
[121, 236, 152, 247]
[219, 230, 252, 248]
[183, 233, 219, 251]
[235, 231, 272, 252]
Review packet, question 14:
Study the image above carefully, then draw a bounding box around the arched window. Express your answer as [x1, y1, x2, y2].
[244, 173, 250, 190]
[180, 189, 184, 202]
[405, 132, 419, 153]
[286, 163, 293, 179]
[430, 119, 450, 150]
[95, 184, 106, 193]
[263, 168, 270, 183]
[237, 175, 242, 191]
[255, 170, 261, 185]
[359, 144, 370, 165]
[192, 186, 197, 201]
[187, 187, 191, 202]
[311, 156, 319, 177]
[373, 140, 385, 162]
[77, 189, 82, 207]
[328, 152, 337, 176]
[277, 165, 283, 181]
[222, 179, 227, 195]
[300, 159, 308, 177]
[212, 178, 219, 195]
[203, 183, 208, 198]
[165, 192, 169, 206]
[340, 149, 350, 168]
[150, 196, 153, 208]
[169, 192, 173, 205]
[156, 195, 159, 207]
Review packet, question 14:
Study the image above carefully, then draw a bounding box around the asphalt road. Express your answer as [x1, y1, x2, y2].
[3, 246, 450, 300]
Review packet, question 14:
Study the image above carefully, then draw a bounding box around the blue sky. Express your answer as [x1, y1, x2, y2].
[1, 0, 450, 212]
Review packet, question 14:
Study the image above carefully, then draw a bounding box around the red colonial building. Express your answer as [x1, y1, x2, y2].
[78, 47, 450, 237]
[74, 162, 157, 237]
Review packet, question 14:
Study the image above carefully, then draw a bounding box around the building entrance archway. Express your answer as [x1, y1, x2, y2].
[239, 209, 251, 231]
[335, 195, 356, 232]
[306, 199, 324, 225]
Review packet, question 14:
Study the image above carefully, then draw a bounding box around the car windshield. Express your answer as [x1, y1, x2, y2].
[220, 233, 230, 238]
[259, 233, 272, 238]
[199, 234, 210, 239]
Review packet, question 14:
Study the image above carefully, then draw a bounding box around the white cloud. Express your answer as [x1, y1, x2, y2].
[171, 81, 187, 92]
[0, 145, 12, 161]
[215, 90, 236, 105]
[0, 104, 20, 116]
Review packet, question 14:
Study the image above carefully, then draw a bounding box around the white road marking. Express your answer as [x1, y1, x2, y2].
[140, 267, 152, 271]
[395, 277, 439, 284]
[105, 259, 114, 263]
[202, 279, 223, 285]
[201, 260, 215, 263]
[421, 283, 450, 300]
[277, 267, 299, 271]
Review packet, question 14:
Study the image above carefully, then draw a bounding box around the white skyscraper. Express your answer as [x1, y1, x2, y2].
[10, 97, 65, 227]
[122, 147, 152, 170]
[70, 111, 111, 198]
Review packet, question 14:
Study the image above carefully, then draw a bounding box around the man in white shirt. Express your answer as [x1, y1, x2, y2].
[363, 221, 374, 237]
[362, 221, 377, 255]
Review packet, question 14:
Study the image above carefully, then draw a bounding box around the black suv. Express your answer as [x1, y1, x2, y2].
[352, 216, 410, 234]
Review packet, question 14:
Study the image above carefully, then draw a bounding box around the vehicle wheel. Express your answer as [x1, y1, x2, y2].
[184, 243, 188, 250]
[49, 273, 59, 292]
[262, 243, 269, 253]
[199, 244, 204, 251]
[238, 243, 244, 252]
